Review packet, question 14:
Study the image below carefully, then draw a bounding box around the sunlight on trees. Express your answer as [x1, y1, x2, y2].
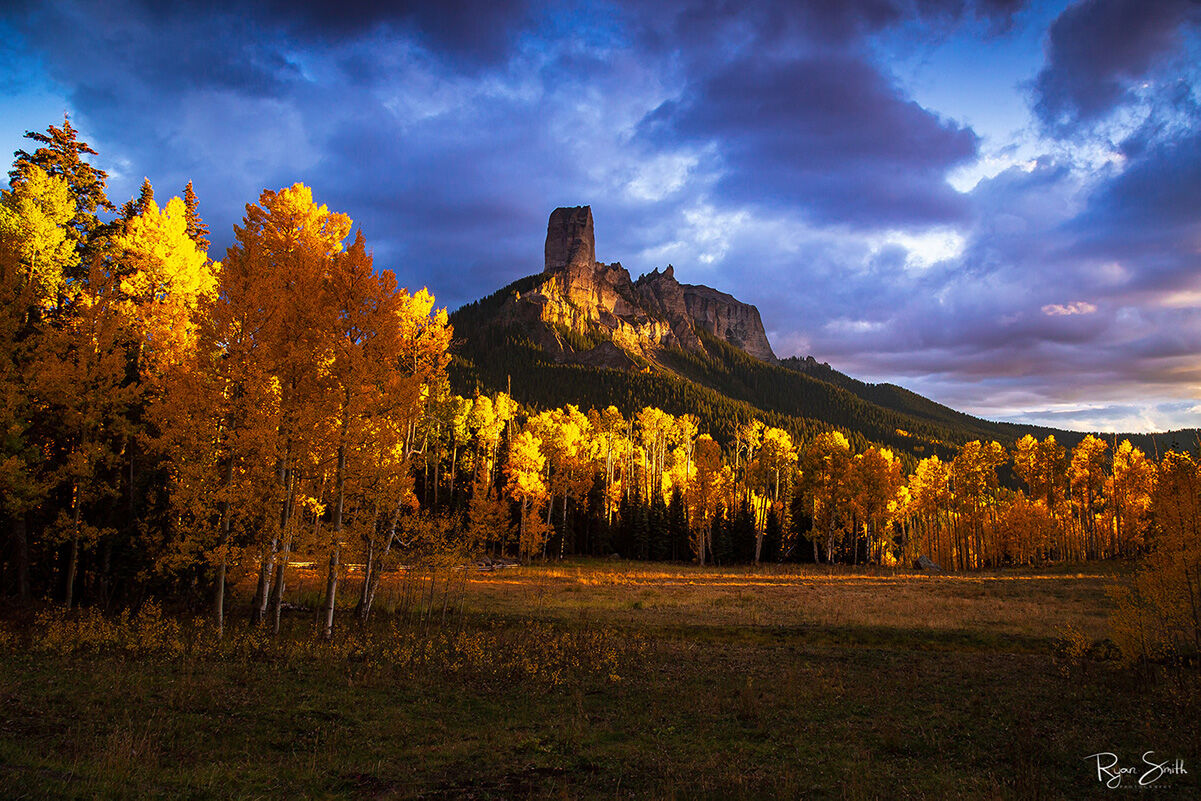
[0, 119, 1197, 676]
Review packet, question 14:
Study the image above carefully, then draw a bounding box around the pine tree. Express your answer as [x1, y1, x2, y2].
[667, 487, 688, 562]
[733, 499, 756, 562]
[182, 181, 210, 252]
[788, 489, 814, 563]
[763, 506, 782, 562]
[120, 178, 155, 221]
[648, 492, 669, 561]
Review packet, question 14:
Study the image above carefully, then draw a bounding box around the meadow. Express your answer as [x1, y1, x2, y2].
[2, 559, 1198, 799]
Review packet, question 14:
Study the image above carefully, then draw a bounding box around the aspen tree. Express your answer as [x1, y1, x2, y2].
[0, 166, 77, 601]
[505, 429, 549, 560]
[803, 431, 852, 563]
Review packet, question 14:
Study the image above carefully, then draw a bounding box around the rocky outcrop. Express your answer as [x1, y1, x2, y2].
[506, 205, 776, 364]
[544, 206, 596, 275]
[680, 284, 776, 362]
[635, 266, 775, 361]
[633, 266, 703, 353]
[532, 205, 678, 357]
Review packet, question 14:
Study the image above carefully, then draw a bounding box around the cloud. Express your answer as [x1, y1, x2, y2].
[641, 52, 978, 227]
[1068, 128, 1201, 295]
[1042, 301, 1096, 316]
[121, 0, 533, 64]
[1033, 0, 1201, 130]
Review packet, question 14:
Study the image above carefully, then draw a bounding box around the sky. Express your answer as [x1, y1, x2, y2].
[1, 0, 1199, 433]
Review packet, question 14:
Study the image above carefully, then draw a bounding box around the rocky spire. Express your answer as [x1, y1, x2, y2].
[544, 205, 595, 274]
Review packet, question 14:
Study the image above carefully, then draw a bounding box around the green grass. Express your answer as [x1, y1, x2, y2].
[2, 561, 1199, 799]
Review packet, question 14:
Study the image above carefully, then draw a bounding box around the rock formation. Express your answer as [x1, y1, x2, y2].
[505, 205, 776, 365]
[633, 266, 703, 353]
[544, 206, 596, 275]
[680, 284, 776, 362]
[635, 266, 776, 361]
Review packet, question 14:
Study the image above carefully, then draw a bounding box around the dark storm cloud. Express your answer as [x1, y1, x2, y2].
[631, 0, 1028, 50]
[641, 53, 978, 226]
[315, 114, 576, 300]
[1070, 128, 1201, 290]
[6, 3, 298, 97]
[1, 0, 547, 290]
[5, 0, 996, 289]
[126, 0, 532, 63]
[1033, 0, 1201, 129]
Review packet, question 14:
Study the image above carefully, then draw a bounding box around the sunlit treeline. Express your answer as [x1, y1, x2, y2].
[1, 121, 453, 636]
[3, 121, 1199, 649]
[421, 394, 1184, 574]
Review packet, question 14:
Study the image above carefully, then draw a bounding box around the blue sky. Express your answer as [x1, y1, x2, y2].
[2, 0, 1199, 433]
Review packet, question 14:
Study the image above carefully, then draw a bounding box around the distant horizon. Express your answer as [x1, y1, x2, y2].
[2, 1, 1198, 431]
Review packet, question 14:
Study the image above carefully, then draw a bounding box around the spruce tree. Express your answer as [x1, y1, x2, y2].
[585, 473, 608, 556]
[632, 493, 650, 560]
[711, 503, 732, 565]
[648, 493, 669, 561]
[667, 488, 688, 562]
[734, 500, 756, 562]
[789, 490, 815, 563]
[615, 492, 632, 557]
[182, 180, 210, 252]
[764, 507, 782, 562]
[120, 178, 155, 221]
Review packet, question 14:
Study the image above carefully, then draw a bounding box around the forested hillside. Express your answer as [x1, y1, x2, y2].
[450, 275, 1197, 464]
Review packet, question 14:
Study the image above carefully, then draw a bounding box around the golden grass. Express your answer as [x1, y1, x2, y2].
[457, 560, 1119, 640]
[269, 558, 1123, 643]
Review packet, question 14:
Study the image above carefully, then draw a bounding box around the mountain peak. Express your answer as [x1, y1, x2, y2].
[544, 205, 595, 274]
[499, 205, 777, 364]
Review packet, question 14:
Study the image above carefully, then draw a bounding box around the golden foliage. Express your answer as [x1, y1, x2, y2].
[1110, 451, 1201, 666]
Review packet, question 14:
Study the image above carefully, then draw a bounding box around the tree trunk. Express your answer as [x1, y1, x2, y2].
[12, 516, 29, 603]
[560, 490, 568, 559]
[519, 497, 528, 559]
[268, 464, 295, 635]
[214, 459, 234, 636]
[268, 533, 291, 635]
[322, 439, 347, 640]
[356, 534, 374, 620]
[251, 540, 276, 626]
[362, 528, 394, 622]
[322, 540, 340, 639]
[213, 550, 227, 636]
[433, 437, 440, 508]
[65, 488, 82, 608]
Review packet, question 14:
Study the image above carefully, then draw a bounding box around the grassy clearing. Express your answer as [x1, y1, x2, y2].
[2, 560, 1198, 799]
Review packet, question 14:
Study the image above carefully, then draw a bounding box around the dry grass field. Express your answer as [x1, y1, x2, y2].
[455, 560, 1117, 638]
[2, 559, 1198, 799]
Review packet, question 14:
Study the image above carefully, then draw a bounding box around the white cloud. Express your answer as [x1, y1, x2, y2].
[1160, 289, 1201, 308]
[624, 152, 698, 202]
[872, 227, 966, 271]
[1042, 301, 1097, 316]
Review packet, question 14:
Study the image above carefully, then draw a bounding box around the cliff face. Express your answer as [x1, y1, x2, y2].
[632, 265, 703, 353]
[680, 284, 776, 361]
[504, 205, 775, 364]
[544, 206, 596, 275]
